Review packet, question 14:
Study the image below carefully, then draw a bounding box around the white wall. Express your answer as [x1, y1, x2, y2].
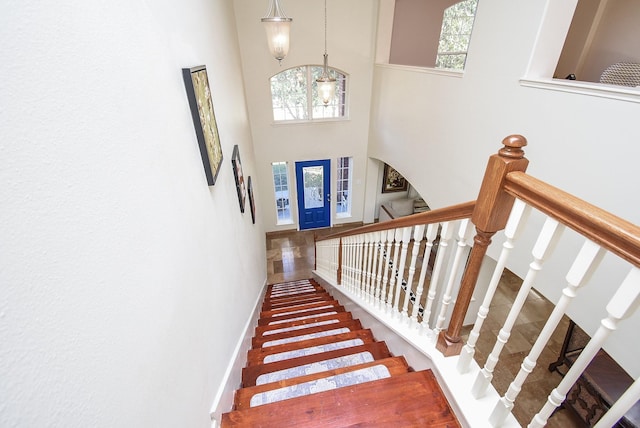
[233, 0, 378, 232]
[369, 1, 640, 375]
[0, 1, 265, 426]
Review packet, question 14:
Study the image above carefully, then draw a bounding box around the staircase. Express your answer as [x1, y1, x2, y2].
[221, 278, 461, 427]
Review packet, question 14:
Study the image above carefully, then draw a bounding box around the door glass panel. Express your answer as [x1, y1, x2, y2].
[303, 166, 324, 209]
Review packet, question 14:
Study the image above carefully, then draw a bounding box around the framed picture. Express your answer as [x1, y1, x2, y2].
[382, 163, 408, 193]
[182, 65, 223, 186]
[248, 176, 256, 224]
[231, 145, 246, 212]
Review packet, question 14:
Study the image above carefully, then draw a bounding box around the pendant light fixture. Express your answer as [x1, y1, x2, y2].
[261, 0, 292, 64]
[316, 0, 336, 106]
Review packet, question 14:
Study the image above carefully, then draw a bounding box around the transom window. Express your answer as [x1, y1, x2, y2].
[435, 0, 479, 70]
[270, 65, 347, 122]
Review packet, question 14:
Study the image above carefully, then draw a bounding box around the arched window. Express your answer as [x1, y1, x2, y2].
[270, 65, 347, 122]
[436, 0, 479, 70]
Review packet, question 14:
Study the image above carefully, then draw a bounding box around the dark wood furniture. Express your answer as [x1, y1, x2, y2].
[549, 320, 640, 427]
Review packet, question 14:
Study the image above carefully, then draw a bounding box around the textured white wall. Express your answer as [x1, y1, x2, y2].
[369, 1, 640, 376]
[0, 0, 265, 426]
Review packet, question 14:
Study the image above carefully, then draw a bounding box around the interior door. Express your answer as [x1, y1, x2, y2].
[295, 159, 331, 230]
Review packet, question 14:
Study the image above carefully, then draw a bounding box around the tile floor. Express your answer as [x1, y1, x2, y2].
[265, 225, 584, 427]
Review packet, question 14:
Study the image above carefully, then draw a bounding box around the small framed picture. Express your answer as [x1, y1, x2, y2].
[382, 163, 408, 193]
[182, 65, 223, 186]
[248, 176, 256, 224]
[231, 145, 246, 213]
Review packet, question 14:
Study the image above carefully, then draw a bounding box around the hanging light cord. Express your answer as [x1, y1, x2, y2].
[324, 0, 328, 56]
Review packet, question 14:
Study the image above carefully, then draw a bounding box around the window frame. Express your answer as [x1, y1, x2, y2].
[269, 65, 349, 123]
[336, 156, 353, 218]
[271, 161, 294, 225]
[435, 0, 479, 71]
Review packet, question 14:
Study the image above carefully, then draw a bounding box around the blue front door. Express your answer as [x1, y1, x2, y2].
[295, 159, 331, 230]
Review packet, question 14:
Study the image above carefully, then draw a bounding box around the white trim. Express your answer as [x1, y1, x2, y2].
[524, 0, 579, 78]
[209, 280, 267, 425]
[270, 116, 350, 127]
[375, 63, 464, 78]
[520, 77, 640, 103]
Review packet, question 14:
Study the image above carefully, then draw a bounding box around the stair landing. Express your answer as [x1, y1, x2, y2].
[221, 279, 460, 427]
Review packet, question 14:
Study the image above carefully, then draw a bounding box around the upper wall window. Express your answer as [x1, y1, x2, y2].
[388, 0, 478, 70]
[270, 66, 348, 122]
[554, 0, 640, 87]
[435, 0, 479, 70]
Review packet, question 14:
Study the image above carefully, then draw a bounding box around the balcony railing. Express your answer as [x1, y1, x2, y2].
[314, 135, 640, 427]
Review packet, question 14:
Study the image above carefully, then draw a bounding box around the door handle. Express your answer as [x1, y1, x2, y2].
[326, 194, 331, 202]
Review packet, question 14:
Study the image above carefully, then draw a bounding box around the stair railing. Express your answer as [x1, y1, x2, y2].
[315, 134, 640, 426]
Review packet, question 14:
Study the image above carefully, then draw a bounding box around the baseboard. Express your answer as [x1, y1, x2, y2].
[209, 279, 267, 426]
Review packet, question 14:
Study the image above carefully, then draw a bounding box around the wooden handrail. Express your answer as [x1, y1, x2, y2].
[317, 200, 476, 241]
[314, 134, 640, 362]
[504, 171, 640, 268]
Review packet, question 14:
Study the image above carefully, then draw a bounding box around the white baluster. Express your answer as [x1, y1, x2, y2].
[386, 228, 402, 315]
[490, 239, 605, 427]
[371, 232, 381, 308]
[336, 238, 341, 282]
[367, 233, 379, 305]
[380, 229, 394, 310]
[393, 227, 413, 319]
[365, 233, 376, 304]
[401, 225, 425, 324]
[355, 235, 364, 298]
[361, 233, 370, 301]
[435, 219, 475, 332]
[345, 236, 353, 290]
[473, 218, 564, 399]
[411, 223, 438, 329]
[422, 222, 455, 331]
[373, 231, 385, 309]
[530, 267, 640, 428]
[458, 200, 531, 373]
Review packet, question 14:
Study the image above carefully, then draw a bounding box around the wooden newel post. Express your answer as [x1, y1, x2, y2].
[337, 238, 343, 285]
[436, 135, 529, 357]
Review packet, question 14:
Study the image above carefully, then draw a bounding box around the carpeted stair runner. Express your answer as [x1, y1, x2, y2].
[221, 278, 460, 427]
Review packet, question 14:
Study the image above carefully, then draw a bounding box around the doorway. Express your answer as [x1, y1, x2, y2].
[295, 159, 331, 230]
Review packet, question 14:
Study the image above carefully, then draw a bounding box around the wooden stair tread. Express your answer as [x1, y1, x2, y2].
[258, 305, 345, 326]
[246, 329, 375, 366]
[266, 288, 323, 300]
[265, 282, 320, 292]
[255, 312, 353, 337]
[233, 356, 410, 410]
[252, 319, 363, 348]
[264, 288, 326, 301]
[222, 370, 460, 427]
[260, 299, 341, 319]
[266, 279, 316, 290]
[262, 293, 332, 311]
[242, 341, 391, 387]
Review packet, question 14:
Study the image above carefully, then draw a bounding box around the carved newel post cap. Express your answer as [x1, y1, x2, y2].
[498, 134, 527, 159]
